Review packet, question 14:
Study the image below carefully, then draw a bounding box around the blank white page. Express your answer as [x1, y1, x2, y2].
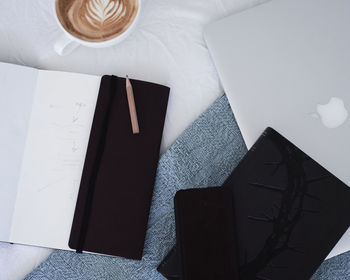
[0, 62, 38, 241]
[10, 70, 101, 250]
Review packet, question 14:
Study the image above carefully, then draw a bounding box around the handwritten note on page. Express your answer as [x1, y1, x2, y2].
[10, 70, 100, 250]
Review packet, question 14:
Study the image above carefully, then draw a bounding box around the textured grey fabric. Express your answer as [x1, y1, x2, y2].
[25, 95, 349, 279]
[312, 251, 350, 280]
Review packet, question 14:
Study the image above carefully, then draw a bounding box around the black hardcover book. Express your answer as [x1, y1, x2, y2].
[224, 127, 350, 280]
[158, 127, 350, 280]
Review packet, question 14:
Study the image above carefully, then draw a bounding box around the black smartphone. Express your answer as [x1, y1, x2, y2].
[174, 187, 239, 280]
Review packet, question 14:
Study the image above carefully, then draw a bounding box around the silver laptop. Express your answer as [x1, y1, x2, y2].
[204, 0, 350, 258]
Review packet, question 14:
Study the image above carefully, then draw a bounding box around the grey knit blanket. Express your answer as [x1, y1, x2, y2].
[25, 95, 350, 279]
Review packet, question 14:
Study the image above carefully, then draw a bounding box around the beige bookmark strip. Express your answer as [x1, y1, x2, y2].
[126, 75, 140, 134]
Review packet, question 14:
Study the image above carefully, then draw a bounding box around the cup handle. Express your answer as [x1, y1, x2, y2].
[54, 34, 79, 56]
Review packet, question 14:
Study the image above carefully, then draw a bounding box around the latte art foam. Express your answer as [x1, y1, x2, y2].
[56, 0, 139, 42]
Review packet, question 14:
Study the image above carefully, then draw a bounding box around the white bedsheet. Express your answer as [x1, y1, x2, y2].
[0, 0, 262, 279]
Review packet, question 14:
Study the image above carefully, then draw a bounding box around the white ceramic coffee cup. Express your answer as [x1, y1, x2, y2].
[53, 0, 141, 56]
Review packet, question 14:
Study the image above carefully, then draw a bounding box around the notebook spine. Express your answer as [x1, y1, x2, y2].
[69, 75, 118, 253]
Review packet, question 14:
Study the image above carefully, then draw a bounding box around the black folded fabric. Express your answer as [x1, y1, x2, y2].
[69, 75, 169, 259]
[174, 187, 239, 280]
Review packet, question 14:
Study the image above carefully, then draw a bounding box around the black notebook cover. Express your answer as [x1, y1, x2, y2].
[174, 187, 239, 280]
[69, 75, 169, 259]
[224, 127, 350, 280]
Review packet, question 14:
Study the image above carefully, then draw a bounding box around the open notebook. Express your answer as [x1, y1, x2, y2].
[0, 62, 170, 259]
[0, 62, 101, 251]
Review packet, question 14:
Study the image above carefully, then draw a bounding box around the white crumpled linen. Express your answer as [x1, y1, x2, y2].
[0, 0, 262, 279]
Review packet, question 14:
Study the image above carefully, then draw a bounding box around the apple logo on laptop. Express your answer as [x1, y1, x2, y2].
[316, 97, 348, 128]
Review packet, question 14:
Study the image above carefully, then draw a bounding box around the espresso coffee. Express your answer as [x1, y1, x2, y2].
[56, 0, 139, 42]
